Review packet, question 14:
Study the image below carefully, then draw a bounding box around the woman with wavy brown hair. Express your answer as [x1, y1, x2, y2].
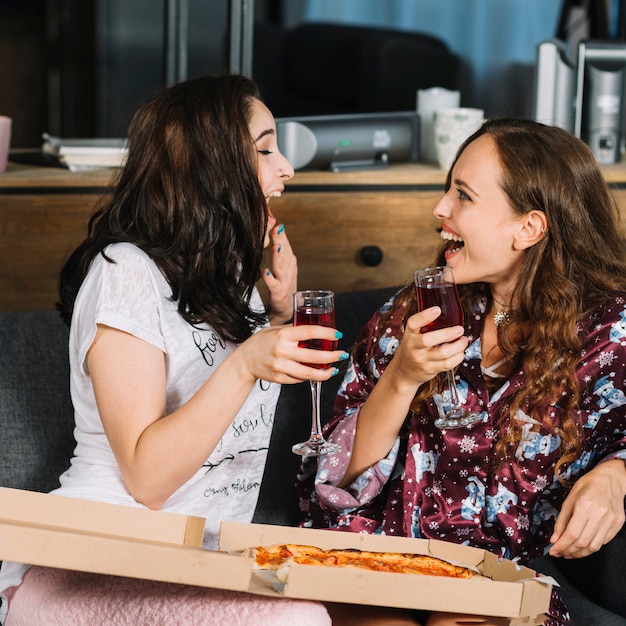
[302, 118, 626, 626]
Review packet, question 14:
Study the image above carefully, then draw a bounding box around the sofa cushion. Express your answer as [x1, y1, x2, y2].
[531, 545, 626, 623]
[0, 310, 75, 493]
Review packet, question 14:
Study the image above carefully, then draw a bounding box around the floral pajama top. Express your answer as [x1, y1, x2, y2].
[298, 292, 626, 626]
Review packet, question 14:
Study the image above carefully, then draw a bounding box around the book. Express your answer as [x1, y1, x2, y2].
[41, 133, 128, 171]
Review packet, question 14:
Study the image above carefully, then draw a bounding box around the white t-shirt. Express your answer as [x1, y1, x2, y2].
[55, 242, 280, 549]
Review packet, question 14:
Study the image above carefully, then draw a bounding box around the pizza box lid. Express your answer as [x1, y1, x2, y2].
[0, 488, 251, 591]
[0, 517, 253, 591]
[219, 521, 554, 623]
[0, 487, 205, 547]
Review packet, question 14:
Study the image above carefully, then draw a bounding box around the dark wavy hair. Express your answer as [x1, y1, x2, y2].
[386, 118, 626, 480]
[57, 74, 269, 343]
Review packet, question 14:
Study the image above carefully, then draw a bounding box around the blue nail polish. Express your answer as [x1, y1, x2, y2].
[277, 244, 282, 253]
[339, 352, 349, 360]
[331, 368, 339, 377]
[277, 223, 285, 235]
[335, 331, 343, 339]
[266, 269, 271, 276]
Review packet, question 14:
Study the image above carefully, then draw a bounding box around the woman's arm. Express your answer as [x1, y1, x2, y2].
[339, 307, 468, 486]
[89, 321, 345, 509]
[549, 299, 626, 558]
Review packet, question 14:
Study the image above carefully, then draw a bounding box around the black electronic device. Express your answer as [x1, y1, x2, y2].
[276, 111, 420, 172]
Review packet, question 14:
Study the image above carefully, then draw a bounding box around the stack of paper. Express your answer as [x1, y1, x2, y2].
[41, 133, 128, 172]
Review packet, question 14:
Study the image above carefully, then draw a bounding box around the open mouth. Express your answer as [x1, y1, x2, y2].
[265, 191, 282, 201]
[440, 228, 464, 256]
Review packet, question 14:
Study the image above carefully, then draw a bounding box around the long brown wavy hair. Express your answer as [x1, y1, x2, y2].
[57, 74, 269, 343]
[388, 118, 626, 480]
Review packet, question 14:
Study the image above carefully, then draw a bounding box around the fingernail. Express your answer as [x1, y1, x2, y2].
[331, 368, 339, 377]
[335, 331, 343, 339]
[266, 269, 271, 277]
[277, 223, 285, 235]
[339, 352, 349, 360]
[277, 244, 282, 253]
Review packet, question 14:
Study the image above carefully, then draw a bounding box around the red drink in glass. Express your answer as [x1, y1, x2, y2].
[413, 266, 482, 429]
[415, 281, 463, 332]
[294, 306, 337, 368]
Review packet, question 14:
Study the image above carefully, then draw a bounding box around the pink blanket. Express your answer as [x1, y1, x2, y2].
[5, 566, 331, 625]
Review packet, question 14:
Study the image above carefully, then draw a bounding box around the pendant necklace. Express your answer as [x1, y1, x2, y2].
[492, 296, 511, 327]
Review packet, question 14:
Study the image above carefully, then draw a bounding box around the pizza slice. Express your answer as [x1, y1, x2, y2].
[243, 543, 476, 582]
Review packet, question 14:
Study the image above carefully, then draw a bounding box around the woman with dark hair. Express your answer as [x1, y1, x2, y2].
[0, 74, 338, 625]
[302, 118, 626, 626]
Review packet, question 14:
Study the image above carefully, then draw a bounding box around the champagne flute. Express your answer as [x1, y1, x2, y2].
[292, 290, 342, 457]
[414, 266, 482, 429]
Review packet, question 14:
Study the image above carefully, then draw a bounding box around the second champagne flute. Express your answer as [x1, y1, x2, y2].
[414, 266, 482, 429]
[292, 290, 342, 457]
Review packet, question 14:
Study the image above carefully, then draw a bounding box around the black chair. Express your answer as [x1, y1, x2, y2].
[253, 21, 461, 118]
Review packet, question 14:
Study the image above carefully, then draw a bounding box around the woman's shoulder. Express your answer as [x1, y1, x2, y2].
[100, 242, 152, 265]
[581, 294, 626, 348]
[90, 243, 162, 281]
[81, 242, 168, 306]
[588, 294, 626, 322]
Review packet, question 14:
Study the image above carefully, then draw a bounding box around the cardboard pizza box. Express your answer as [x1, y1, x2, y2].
[219, 521, 553, 625]
[0, 487, 205, 546]
[0, 489, 552, 623]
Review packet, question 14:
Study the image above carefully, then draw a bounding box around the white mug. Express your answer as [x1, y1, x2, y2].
[0, 116, 12, 173]
[433, 107, 484, 171]
[417, 87, 460, 163]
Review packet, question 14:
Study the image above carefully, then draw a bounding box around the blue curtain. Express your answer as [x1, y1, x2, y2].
[300, 0, 564, 117]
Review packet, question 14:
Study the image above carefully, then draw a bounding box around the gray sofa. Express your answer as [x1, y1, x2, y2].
[1, 287, 625, 624]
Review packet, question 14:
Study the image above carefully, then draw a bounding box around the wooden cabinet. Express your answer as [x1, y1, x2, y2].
[2, 161, 626, 312]
[269, 187, 444, 293]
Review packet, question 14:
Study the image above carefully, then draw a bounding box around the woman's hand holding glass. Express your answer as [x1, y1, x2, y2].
[236, 322, 346, 387]
[338, 306, 468, 484]
[387, 306, 468, 394]
[227, 321, 344, 472]
[414, 266, 481, 428]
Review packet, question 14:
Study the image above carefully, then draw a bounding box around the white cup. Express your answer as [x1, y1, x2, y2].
[0, 116, 12, 173]
[417, 87, 460, 163]
[433, 108, 484, 171]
